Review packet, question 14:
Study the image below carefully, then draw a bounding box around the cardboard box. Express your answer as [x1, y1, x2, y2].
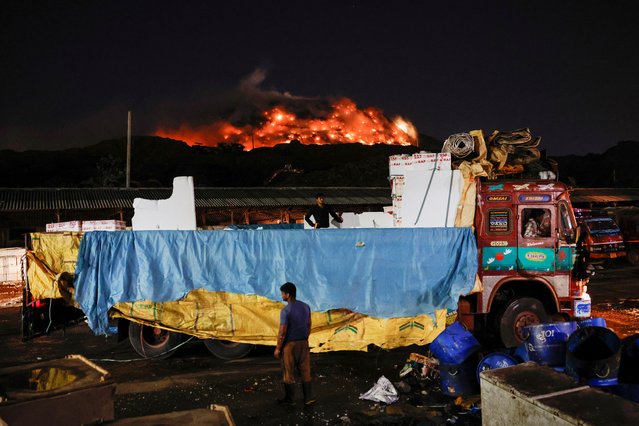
[45, 221, 82, 232]
[81, 220, 126, 232]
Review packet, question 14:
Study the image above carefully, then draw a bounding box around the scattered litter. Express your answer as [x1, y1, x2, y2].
[446, 414, 459, 424]
[454, 395, 481, 410]
[359, 376, 399, 404]
[393, 380, 411, 393]
[399, 352, 440, 380]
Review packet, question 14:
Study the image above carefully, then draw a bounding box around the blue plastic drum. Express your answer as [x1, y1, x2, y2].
[476, 353, 518, 382]
[513, 342, 530, 362]
[578, 317, 607, 328]
[565, 326, 621, 386]
[440, 359, 479, 397]
[429, 322, 480, 365]
[524, 321, 578, 366]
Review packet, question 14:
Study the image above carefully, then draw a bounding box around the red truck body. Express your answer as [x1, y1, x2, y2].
[459, 179, 589, 347]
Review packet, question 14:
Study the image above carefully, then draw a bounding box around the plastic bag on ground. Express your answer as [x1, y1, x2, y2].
[359, 375, 399, 404]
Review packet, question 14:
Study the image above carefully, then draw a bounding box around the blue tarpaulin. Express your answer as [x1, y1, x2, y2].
[74, 228, 478, 335]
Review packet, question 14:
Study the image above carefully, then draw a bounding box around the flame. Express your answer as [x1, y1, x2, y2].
[154, 98, 417, 150]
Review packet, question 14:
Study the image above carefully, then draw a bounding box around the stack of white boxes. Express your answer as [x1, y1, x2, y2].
[0, 248, 26, 282]
[389, 153, 452, 227]
[81, 220, 127, 232]
[45, 220, 126, 233]
[45, 221, 83, 233]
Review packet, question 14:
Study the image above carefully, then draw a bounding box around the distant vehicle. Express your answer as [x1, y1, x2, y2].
[574, 209, 626, 264]
[604, 207, 639, 265]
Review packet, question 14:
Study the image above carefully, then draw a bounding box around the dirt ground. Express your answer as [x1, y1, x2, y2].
[0, 305, 481, 425]
[1, 263, 638, 424]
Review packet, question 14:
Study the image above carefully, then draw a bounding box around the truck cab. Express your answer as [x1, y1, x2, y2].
[459, 179, 590, 347]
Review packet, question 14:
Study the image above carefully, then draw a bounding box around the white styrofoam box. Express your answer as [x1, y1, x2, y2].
[388, 155, 413, 176]
[46, 221, 82, 232]
[389, 153, 451, 177]
[0, 248, 26, 282]
[81, 220, 126, 232]
[411, 153, 451, 171]
[338, 212, 360, 228]
[358, 212, 394, 228]
[132, 176, 197, 230]
[400, 169, 463, 228]
[383, 206, 393, 215]
[391, 176, 405, 197]
[337, 212, 394, 228]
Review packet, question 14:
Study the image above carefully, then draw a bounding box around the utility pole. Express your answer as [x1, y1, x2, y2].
[126, 111, 132, 188]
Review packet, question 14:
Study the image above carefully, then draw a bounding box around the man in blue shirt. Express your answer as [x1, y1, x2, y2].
[274, 282, 315, 406]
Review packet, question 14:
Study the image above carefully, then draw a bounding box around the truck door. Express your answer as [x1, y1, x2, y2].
[556, 201, 577, 273]
[517, 206, 555, 273]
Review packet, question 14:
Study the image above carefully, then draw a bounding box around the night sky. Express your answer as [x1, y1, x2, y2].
[2, 1, 638, 155]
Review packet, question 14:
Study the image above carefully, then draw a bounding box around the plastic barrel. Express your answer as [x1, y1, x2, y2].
[513, 342, 530, 362]
[565, 326, 621, 386]
[429, 322, 480, 365]
[524, 321, 578, 366]
[612, 335, 639, 401]
[440, 359, 479, 397]
[578, 317, 607, 328]
[476, 353, 518, 382]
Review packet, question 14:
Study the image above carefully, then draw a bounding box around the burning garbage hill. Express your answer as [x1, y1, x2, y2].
[154, 69, 418, 150]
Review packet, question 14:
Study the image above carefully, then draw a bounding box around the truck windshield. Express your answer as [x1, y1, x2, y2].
[585, 218, 620, 234]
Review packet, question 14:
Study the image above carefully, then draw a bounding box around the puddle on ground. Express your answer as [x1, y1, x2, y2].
[1, 367, 79, 393]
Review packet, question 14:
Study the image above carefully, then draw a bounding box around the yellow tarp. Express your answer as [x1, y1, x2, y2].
[112, 290, 449, 352]
[27, 232, 82, 300]
[27, 233, 450, 351]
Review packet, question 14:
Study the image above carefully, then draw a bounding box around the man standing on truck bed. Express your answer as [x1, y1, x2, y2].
[274, 282, 316, 406]
[305, 193, 343, 228]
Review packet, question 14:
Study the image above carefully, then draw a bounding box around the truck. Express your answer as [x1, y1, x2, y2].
[22, 173, 591, 358]
[604, 207, 639, 265]
[573, 208, 626, 264]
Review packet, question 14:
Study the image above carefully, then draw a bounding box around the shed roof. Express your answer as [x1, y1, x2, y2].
[570, 188, 639, 204]
[0, 187, 392, 212]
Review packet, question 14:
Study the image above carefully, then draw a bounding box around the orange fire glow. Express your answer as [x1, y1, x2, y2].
[154, 98, 417, 150]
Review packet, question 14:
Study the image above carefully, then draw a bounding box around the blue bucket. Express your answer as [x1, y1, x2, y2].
[476, 353, 518, 382]
[440, 359, 479, 396]
[578, 317, 607, 328]
[429, 322, 480, 365]
[565, 326, 621, 385]
[524, 322, 578, 366]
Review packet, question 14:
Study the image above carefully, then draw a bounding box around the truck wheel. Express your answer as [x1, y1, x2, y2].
[499, 297, 549, 348]
[627, 249, 639, 265]
[128, 322, 183, 359]
[203, 339, 254, 360]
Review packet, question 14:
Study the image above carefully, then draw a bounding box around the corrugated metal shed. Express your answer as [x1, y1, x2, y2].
[0, 187, 391, 212]
[570, 188, 639, 204]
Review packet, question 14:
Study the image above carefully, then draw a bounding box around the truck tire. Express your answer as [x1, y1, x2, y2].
[128, 322, 183, 359]
[203, 339, 254, 360]
[499, 297, 549, 348]
[627, 248, 639, 265]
